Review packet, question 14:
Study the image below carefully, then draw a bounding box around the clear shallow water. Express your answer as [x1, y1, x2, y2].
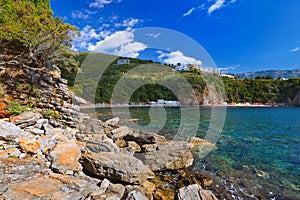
[95, 107, 300, 199]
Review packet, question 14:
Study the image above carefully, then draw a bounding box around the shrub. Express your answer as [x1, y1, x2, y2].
[6, 101, 33, 116]
[42, 109, 61, 119]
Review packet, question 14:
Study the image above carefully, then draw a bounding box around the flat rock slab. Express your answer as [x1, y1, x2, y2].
[0, 120, 28, 140]
[49, 142, 82, 174]
[10, 111, 42, 128]
[135, 141, 194, 171]
[2, 173, 101, 200]
[80, 152, 154, 184]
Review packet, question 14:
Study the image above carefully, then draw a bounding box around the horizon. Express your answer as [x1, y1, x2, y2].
[51, 0, 300, 74]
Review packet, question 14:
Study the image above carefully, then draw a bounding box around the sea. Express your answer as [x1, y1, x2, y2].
[92, 107, 300, 200]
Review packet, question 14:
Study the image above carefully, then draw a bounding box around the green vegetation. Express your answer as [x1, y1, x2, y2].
[42, 108, 61, 119]
[63, 52, 300, 105]
[223, 76, 300, 104]
[0, 0, 78, 71]
[6, 101, 33, 116]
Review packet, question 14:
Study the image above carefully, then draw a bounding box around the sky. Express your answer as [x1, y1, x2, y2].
[50, 0, 300, 73]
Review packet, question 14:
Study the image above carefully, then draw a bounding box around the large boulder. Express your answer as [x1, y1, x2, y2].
[49, 142, 82, 174]
[135, 141, 194, 171]
[80, 152, 154, 184]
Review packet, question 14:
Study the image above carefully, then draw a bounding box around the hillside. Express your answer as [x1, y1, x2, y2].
[62, 53, 300, 106]
[240, 68, 300, 79]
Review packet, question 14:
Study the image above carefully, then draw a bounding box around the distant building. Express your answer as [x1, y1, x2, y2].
[117, 59, 130, 65]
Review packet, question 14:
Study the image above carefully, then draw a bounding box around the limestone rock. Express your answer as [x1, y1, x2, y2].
[125, 190, 148, 200]
[80, 152, 154, 184]
[2, 173, 101, 200]
[0, 120, 28, 140]
[125, 130, 166, 147]
[127, 141, 141, 153]
[11, 111, 42, 128]
[0, 157, 48, 192]
[104, 117, 119, 128]
[110, 126, 132, 140]
[24, 126, 45, 135]
[177, 184, 218, 200]
[135, 141, 194, 171]
[18, 137, 40, 154]
[49, 142, 82, 174]
[95, 178, 125, 199]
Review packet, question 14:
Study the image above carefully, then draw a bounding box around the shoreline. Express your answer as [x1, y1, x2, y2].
[79, 103, 286, 109]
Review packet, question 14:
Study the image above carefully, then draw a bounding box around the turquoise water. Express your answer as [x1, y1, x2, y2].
[95, 107, 300, 199]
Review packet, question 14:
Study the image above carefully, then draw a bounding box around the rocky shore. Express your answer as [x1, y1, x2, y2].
[0, 63, 220, 199]
[0, 112, 219, 200]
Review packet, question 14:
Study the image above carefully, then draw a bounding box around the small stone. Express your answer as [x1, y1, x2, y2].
[127, 141, 141, 152]
[125, 190, 148, 200]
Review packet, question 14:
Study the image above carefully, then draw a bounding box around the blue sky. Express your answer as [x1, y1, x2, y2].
[51, 0, 300, 73]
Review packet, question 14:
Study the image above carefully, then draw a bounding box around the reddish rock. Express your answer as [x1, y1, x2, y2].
[49, 142, 82, 174]
[19, 138, 40, 154]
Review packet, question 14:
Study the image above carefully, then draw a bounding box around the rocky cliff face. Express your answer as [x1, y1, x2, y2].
[0, 61, 83, 127]
[288, 92, 300, 106]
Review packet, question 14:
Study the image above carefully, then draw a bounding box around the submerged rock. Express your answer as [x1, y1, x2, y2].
[80, 152, 154, 184]
[177, 184, 218, 200]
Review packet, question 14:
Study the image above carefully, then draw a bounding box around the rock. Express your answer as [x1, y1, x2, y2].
[49, 142, 82, 174]
[80, 152, 154, 184]
[140, 181, 156, 200]
[72, 95, 87, 105]
[110, 126, 132, 140]
[2, 173, 102, 200]
[38, 135, 57, 155]
[10, 111, 42, 128]
[18, 137, 40, 154]
[135, 141, 194, 171]
[78, 118, 105, 135]
[125, 130, 166, 147]
[104, 117, 119, 128]
[0, 157, 48, 188]
[0, 148, 21, 158]
[24, 126, 45, 135]
[86, 139, 120, 154]
[177, 184, 218, 200]
[0, 101, 9, 118]
[127, 141, 141, 153]
[0, 120, 28, 140]
[153, 188, 175, 200]
[115, 139, 127, 148]
[95, 178, 125, 199]
[125, 190, 148, 200]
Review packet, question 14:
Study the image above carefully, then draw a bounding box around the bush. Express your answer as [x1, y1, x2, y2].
[42, 109, 61, 119]
[6, 101, 33, 116]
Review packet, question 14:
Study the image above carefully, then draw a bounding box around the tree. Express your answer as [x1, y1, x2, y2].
[0, 0, 79, 70]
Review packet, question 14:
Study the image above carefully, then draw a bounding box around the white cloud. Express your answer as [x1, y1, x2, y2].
[208, 0, 225, 15]
[183, 7, 196, 17]
[218, 64, 240, 71]
[230, 0, 238, 3]
[71, 11, 89, 20]
[89, 0, 113, 8]
[290, 47, 300, 53]
[145, 33, 161, 38]
[157, 51, 202, 65]
[88, 30, 147, 58]
[114, 18, 141, 29]
[72, 25, 111, 51]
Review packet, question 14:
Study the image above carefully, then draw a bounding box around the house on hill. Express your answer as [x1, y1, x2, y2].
[117, 59, 130, 65]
